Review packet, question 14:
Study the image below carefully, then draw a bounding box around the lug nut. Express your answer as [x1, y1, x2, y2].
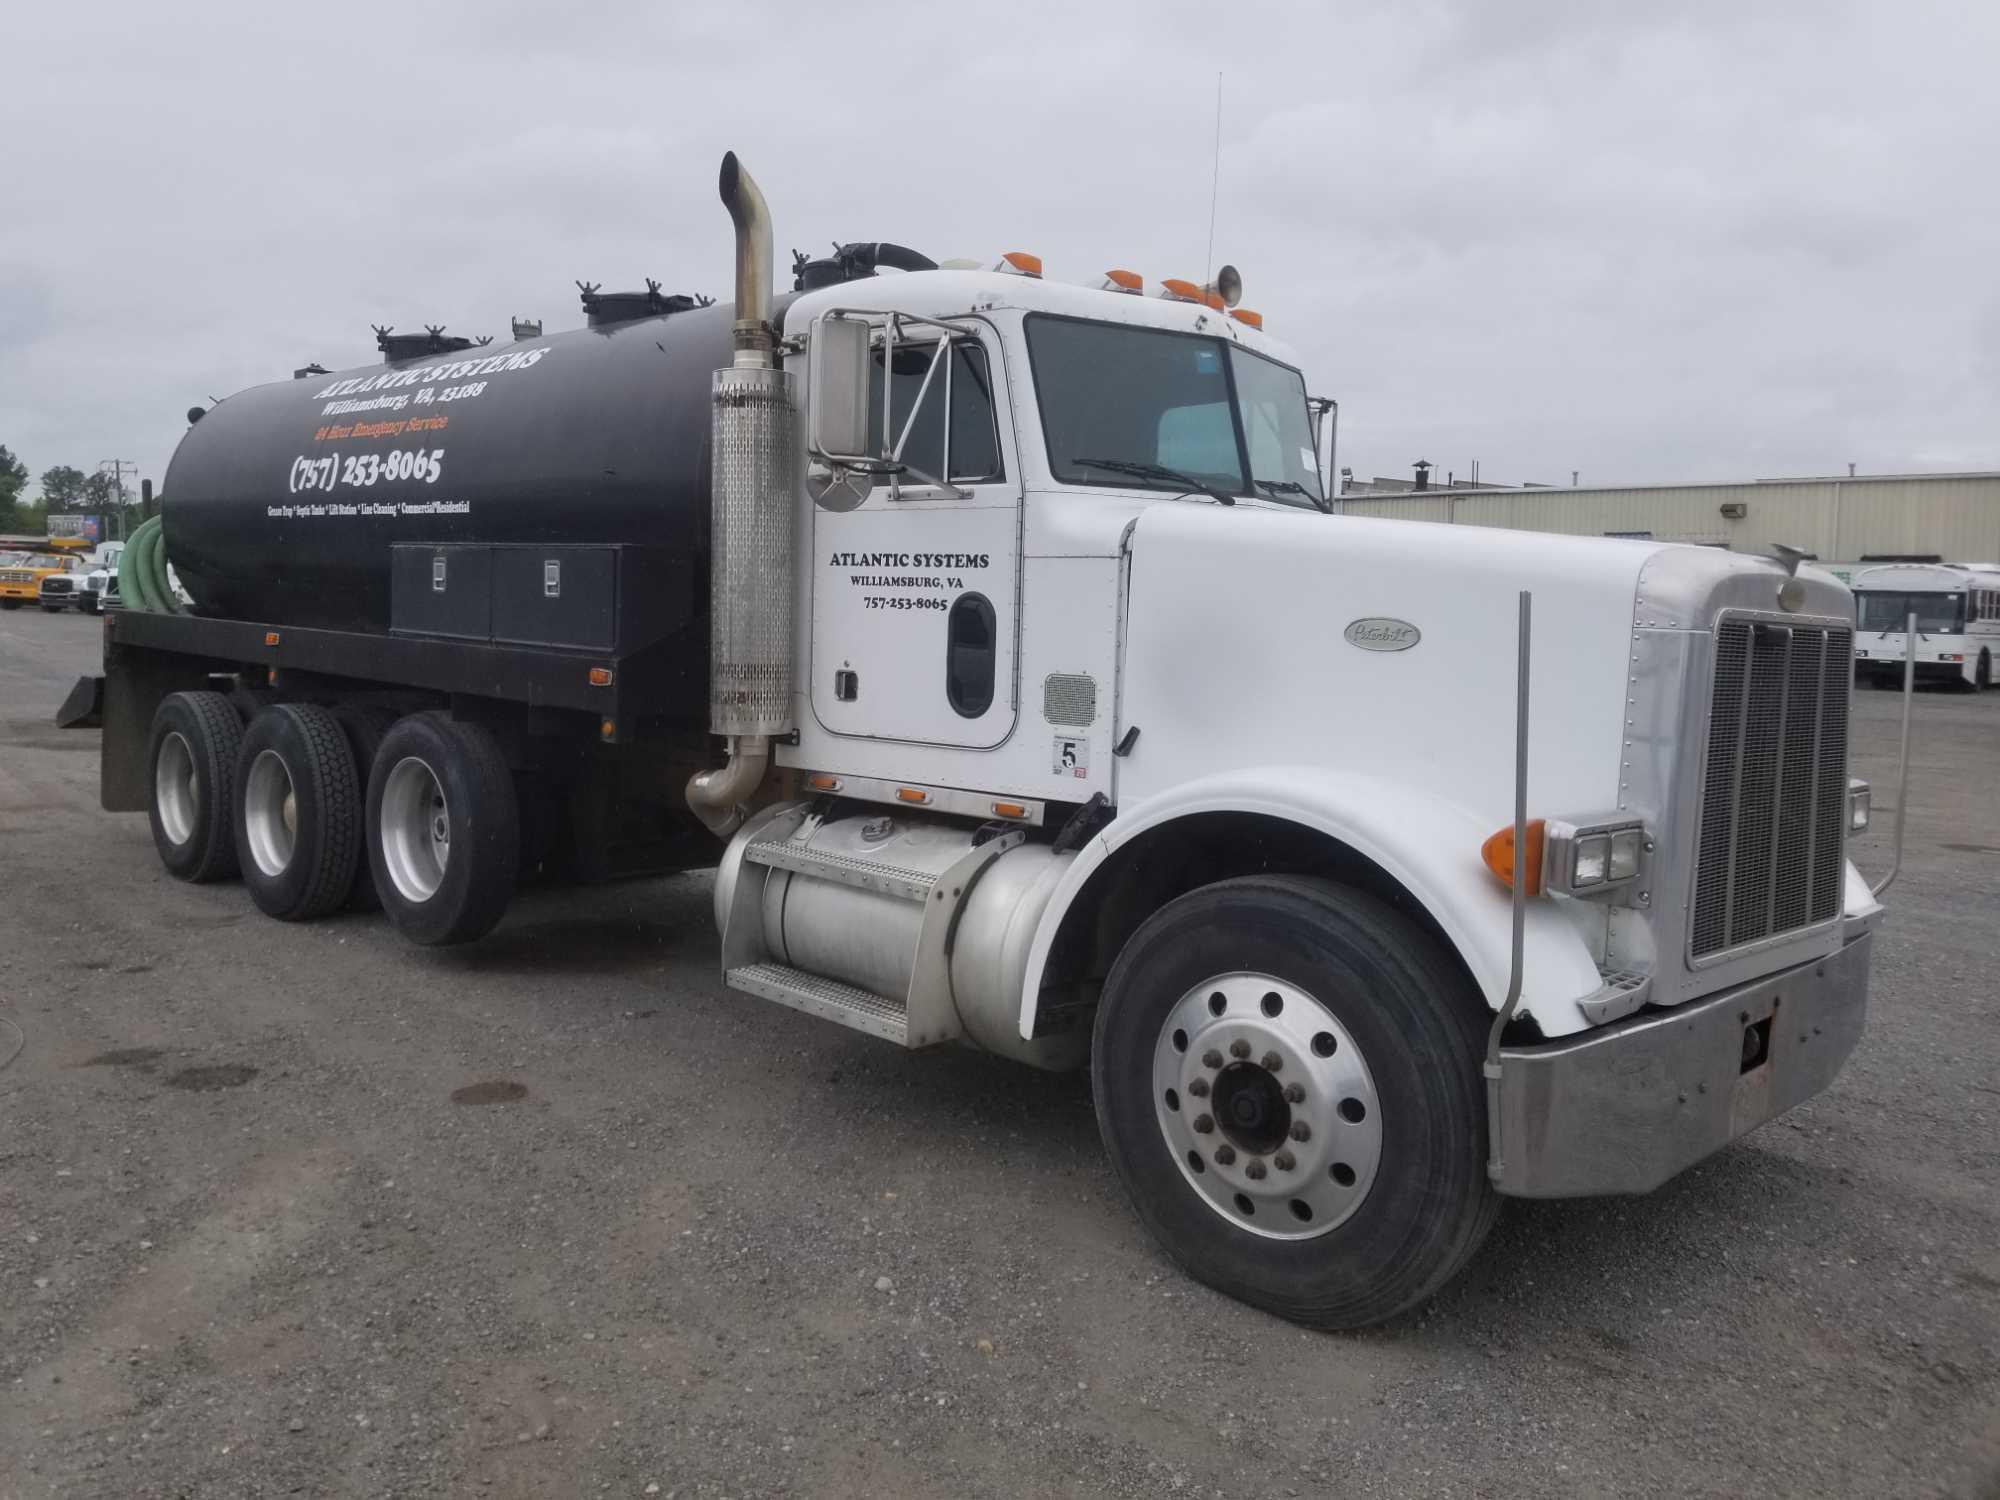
[1245, 1159, 1267, 1181]
[1283, 1083, 1305, 1104]
[1202, 1049, 1224, 1069]
[1192, 1114, 1215, 1135]
[1214, 1144, 1237, 1165]
[1261, 1051, 1283, 1072]
[1290, 1121, 1311, 1142]
[1229, 1039, 1251, 1060]
[1188, 1077, 1210, 1098]
[1273, 1150, 1295, 1172]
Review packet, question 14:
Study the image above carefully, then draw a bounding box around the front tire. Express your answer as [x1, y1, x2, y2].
[366, 713, 518, 946]
[1092, 875, 1498, 1330]
[147, 690, 245, 882]
[1978, 650, 1992, 691]
[234, 704, 362, 921]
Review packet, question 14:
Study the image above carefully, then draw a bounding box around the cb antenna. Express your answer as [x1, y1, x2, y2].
[1204, 71, 1223, 286]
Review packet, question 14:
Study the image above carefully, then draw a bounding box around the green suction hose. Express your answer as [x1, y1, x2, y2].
[119, 516, 182, 613]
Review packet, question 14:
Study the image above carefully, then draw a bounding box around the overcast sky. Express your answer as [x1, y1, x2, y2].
[4, 0, 1996, 498]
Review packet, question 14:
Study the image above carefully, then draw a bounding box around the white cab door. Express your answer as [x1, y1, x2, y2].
[808, 322, 1020, 749]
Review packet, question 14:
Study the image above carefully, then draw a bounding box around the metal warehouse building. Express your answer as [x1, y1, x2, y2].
[1336, 471, 2000, 576]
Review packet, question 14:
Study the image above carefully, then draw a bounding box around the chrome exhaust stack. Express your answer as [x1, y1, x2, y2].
[688, 152, 795, 837]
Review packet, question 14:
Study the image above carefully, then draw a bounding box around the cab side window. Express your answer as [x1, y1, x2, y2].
[867, 341, 1003, 486]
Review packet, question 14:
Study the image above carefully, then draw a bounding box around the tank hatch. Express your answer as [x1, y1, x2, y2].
[577, 279, 715, 328]
[374, 325, 492, 361]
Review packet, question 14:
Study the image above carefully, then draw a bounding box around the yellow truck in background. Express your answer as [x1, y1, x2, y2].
[0, 536, 90, 610]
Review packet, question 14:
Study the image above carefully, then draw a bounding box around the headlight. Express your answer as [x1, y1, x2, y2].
[1608, 827, 1644, 880]
[1848, 778, 1871, 833]
[1573, 834, 1610, 886]
[1543, 816, 1650, 898]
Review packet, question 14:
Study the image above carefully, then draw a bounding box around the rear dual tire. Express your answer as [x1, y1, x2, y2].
[147, 691, 245, 882]
[234, 703, 362, 921]
[365, 712, 518, 947]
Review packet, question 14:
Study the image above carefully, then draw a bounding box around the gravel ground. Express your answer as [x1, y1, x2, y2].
[1, 607, 1996, 1499]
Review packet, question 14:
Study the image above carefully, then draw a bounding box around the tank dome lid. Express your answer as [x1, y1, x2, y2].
[578, 279, 715, 328]
[374, 325, 491, 362]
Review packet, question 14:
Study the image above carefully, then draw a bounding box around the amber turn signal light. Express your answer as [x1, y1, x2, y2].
[1481, 819, 1546, 896]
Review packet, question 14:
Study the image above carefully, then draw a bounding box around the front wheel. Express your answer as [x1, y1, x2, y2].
[1092, 875, 1498, 1330]
[1979, 651, 1992, 691]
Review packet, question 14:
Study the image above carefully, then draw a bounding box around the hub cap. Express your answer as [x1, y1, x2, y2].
[155, 732, 198, 847]
[242, 748, 298, 877]
[1153, 972, 1383, 1239]
[380, 756, 449, 903]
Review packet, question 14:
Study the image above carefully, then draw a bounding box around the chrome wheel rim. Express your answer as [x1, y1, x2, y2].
[243, 748, 298, 877]
[1153, 971, 1384, 1240]
[155, 732, 198, 847]
[381, 756, 449, 903]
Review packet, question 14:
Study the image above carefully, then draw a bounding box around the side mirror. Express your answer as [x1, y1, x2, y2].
[806, 314, 871, 461]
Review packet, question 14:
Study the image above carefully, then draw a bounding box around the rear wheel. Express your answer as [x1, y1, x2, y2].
[1092, 875, 1498, 1330]
[234, 704, 362, 921]
[1978, 650, 1992, 690]
[1, 599, 21, 610]
[146, 690, 244, 882]
[332, 704, 399, 911]
[366, 712, 519, 946]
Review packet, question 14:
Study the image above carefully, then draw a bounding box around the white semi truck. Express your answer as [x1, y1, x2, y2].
[76, 155, 1883, 1328]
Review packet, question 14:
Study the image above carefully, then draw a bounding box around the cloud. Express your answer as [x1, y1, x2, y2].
[1, 0, 1994, 494]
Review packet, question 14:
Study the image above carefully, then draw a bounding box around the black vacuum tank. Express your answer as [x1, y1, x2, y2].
[163, 299, 746, 632]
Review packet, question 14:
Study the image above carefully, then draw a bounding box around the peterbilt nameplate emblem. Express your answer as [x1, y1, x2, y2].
[1344, 617, 1421, 652]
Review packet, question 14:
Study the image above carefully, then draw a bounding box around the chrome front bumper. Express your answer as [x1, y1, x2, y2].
[1492, 932, 1872, 1198]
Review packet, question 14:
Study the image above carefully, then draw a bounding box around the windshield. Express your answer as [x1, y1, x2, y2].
[24, 553, 69, 569]
[1024, 315, 1324, 508]
[1857, 590, 1965, 633]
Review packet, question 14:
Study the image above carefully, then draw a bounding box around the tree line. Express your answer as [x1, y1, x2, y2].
[0, 444, 146, 536]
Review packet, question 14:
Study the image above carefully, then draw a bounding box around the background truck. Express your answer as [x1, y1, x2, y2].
[69, 153, 1883, 1329]
[2, 547, 84, 610]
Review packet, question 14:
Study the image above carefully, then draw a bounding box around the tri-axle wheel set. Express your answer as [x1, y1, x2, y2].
[143, 690, 520, 946]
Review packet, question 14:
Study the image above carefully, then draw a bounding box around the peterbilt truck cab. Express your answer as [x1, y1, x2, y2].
[698, 156, 1880, 1327]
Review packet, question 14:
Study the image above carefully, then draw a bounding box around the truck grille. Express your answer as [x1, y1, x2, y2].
[1690, 616, 1851, 959]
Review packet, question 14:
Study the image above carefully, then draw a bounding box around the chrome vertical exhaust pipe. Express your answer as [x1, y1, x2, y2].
[689, 152, 795, 837]
[719, 150, 774, 369]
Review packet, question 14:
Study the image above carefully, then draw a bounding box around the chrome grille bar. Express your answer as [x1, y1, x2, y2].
[1691, 616, 1852, 960]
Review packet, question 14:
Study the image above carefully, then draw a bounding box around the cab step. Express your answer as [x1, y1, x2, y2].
[742, 836, 939, 902]
[725, 962, 909, 1045]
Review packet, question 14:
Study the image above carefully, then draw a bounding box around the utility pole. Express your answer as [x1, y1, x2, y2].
[97, 459, 139, 542]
